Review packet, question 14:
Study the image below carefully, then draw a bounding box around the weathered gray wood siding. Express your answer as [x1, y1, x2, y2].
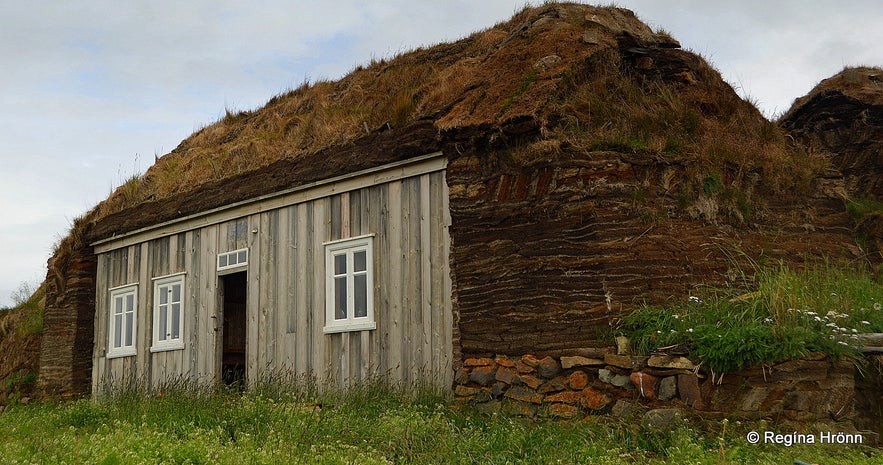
[92, 168, 452, 393]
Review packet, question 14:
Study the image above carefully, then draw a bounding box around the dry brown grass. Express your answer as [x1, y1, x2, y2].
[90, 2, 822, 227]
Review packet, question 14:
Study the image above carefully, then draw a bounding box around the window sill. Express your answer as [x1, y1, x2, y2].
[323, 321, 376, 334]
[150, 342, 185, 353]
[107, 349, 136, 359]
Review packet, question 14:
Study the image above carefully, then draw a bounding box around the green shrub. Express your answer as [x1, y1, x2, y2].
[620, 263, 883, 373]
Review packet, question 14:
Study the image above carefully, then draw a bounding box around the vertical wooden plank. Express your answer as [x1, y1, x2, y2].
[349, 189, 362, 236]
[184, 230, 200, 381]
[420, 174, 432, 381]
[358, 188, 372, 381]
[340, 192, 350, 239]
[441, 171, 454, 387]
[295, 203, 309, 377]
[275, 207, 291, 369]
[330, 194, 342, 241]
[168, 234, 179, 273]
[387, 180, 403, 384]
[246, 214, 261, 385]
[405, 177, 422, 384]
[136, 243, 149, 385]
[312, 198, 328, 383]
[92, 253, 109, 393]
[259, 211, 277, 372]
[203, 225, 220, 382]
[338, 191, 350, 386]
[370, 184, 386, 377]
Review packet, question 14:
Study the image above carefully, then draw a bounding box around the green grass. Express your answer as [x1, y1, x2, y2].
[1, 384, 881, 464]
[620, 263, 883, 374]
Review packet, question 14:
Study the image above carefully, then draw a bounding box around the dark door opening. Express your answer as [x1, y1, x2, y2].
[221, 271, 247, 386]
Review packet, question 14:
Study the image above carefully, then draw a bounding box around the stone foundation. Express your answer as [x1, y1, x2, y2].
[454, 351, 855, 423]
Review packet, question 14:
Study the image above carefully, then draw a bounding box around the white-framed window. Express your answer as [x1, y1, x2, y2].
[323, 235, 376, 333]
[218, 248, 248, 272]
[108, 284, 137, 358]
[151, 273, 185, 352]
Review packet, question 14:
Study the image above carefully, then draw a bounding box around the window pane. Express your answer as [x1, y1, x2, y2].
[334, 276, 347, 319]
[219, 255, 228, 267]
[159, 305, 167, 341]
[354, 250, 366, 272]
[172, 283, 181, 302]
[171, 303, 181, 339]
[160, 286, 168, 305]
[115, 297, 123, 315]
[354, 274, 367, 318]
[114, 314, 123, 348]
[334, 254, 347, 275]
[238, 250, 247, 264]
[126, 294, 135, 311]
[125, 312, 133, 346]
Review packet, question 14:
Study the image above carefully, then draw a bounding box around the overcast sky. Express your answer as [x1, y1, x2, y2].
[1, 1, 880, 308]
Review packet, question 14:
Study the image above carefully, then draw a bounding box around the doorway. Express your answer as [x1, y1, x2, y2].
[220, 271, 247, 386]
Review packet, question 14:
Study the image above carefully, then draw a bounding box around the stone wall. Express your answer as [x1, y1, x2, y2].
[445, 147, 863, 359]
[39, 246, 97, 398]
[453, 350, 855, 423]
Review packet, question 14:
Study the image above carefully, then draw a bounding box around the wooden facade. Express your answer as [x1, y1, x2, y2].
[91, 153, 452, 393]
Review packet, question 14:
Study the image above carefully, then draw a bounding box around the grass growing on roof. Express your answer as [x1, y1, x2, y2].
[620, 263, 883, 374]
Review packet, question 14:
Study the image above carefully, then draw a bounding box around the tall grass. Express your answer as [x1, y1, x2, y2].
[620, 263, 883, 374]
[1, 381, 881, 464]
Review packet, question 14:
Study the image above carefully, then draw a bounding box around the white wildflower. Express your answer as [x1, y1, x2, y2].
[689, 296, 702, 303]
[687, 328, 694, 333]
[862, 320, 871, 325]
[874, 302, 882, 311]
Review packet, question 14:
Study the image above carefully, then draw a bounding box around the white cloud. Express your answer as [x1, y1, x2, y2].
[0, 1, 880, 306]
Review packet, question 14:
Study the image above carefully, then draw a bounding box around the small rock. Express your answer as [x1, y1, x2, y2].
[544, 390, 583, 405]
[598, 368, 615, 384]
[568, 370, 590, 390]
[495, 356, 516, 367]
[519, 374, 543, 389]
[495, 367, 519, 385]
[658, 376, 677, 401]
[537, 356, 562, 379]
[502, 399, 538, 417]
[611, 399, 640, 418]
[491, 382, 508, 399]
[469, 366, 496, 386]
[465, 357, 495, 367]
[547, 403, 581, 419]
[538, 376, 568, 394]
[604, 354, 634, 369]
[19, 397, 30, 405]
[522, 354, 541, 367]
[641, 408, 684, 431]
[455, 368, 470, 385]
[580, 387, 611, 410]
[515, 360, 534, 373]
[581, 30, 601, 45]
[454, 385, 481, 397]
[630, 372, 659, 399]
[561, 356, 605, 369]
[612, 374, 634, 390]
[534, 54, 562, 71]
[677, 374, 703, 409]
[506, 386, 544, 404]
[601, 370, 634, 390]
[615, 336, 631, 355]
[647, 355, 695, 370]
[474, 400, 502, 415]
